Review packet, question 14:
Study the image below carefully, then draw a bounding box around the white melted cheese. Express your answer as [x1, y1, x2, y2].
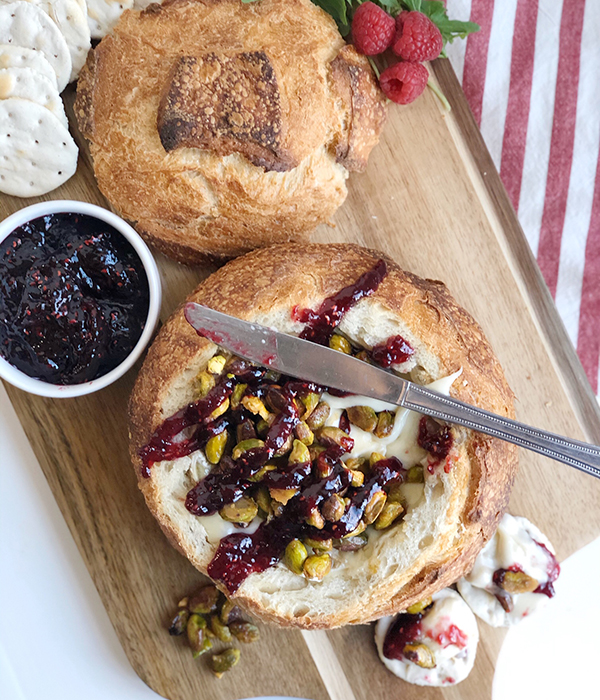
[456, 513, 559, 627]
[201, 513, 264, 545]
[322, 369, 462, 467]
[375, 588, 479, 686]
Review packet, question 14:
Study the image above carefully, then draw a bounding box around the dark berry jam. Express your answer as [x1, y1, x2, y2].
[371, 335, 414, 367]
[0, 213, 149, 385]
[383, 610, 425, 660]
[418, 417, 454, 471]
[292, 259, 387, 345]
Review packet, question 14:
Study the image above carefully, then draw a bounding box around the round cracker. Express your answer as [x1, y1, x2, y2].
[0, 0, 91, 80]
[0, 44, 58, 89]
[86, 0, 134, 40]
[0, 67, 67, 126]
[0, 2, 71, 92]
[0, 97, 78, 197]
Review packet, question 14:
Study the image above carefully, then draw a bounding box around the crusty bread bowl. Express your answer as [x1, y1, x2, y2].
[128, 243, 518, 628]
[75, 0, 387, 263]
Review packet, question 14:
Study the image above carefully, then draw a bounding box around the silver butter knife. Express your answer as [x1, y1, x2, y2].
[184, 303, 600, 479]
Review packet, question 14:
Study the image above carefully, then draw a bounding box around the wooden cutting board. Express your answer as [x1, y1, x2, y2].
[2, 59, 600, 700]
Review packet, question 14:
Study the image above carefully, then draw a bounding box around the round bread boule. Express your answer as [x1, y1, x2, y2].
[75, 0, 387, 263]
[128, 244, 518, 628]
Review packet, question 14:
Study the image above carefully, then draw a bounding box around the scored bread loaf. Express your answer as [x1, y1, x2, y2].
[128, 244, 518, 628]
[75, 0, 387, 263]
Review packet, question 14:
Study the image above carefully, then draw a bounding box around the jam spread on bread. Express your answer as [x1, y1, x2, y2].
[140, 260, 457, 592]
[292, 258, 388, 345]
[0, 213, 149, 384]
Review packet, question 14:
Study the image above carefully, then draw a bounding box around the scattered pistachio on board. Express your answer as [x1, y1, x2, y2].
[168, 584, 260, 678]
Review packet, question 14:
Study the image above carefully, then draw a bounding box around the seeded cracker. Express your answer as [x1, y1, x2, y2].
[0, 2, 71, 92]
[0, 98, 77, 196]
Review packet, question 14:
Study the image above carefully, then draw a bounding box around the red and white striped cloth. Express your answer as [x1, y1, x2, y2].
[445, 0, 600, 399]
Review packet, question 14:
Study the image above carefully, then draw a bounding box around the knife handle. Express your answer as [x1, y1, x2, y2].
[402, 384, 600, 479]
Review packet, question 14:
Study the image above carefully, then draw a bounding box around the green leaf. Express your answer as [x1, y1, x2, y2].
[404, 0, 480, 44]
[311, 0, 350, 33]
[378, 0, 403, 15]
[240, 0, 259, 3]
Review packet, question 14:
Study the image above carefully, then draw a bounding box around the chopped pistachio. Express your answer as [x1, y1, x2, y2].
[207, 355, 227, 375]
[369, 452, 385, 467]
[387, 483, 404, 503]
[348, 468, 365, 487]
[309, 444, 327, 462]
[177, 596, 189, 609]
[345, 456, 369, 474]
[407, 465, 424, 483]
[168, 608, 190, 636]
[232, 438, 265, 460]
[210, 614, 233, 643]
[220, 599, 244, 625]
[229, 621, 260, 643]
[248, 463, 277, 483]
[255, 486, 273, 516]
[242, 395, 271, 421]
[406, 597, 433, 615]
[374, 500, 404, 530]
[205, 431, 228, 465]
[355, 350, 370, 363]
[303, 553, 332, 581]
[294, 421, 314, 445]
[364, 490, 387, 524]
[285, 539, 308, 575]
[344, 520, 367, 538]
[210, 398, 230, 420]
[498, 570, 539, 594]
[300, 392, 320, 419]
[210, 648, 240, 678]
[303, 537, 333, 552]
[403, 642, 436, 668]
[321, 494, 346, 522]
[220, 497, 258, 523]
[289, 439, 310, 464]
[189, 586, 220, 614]
[329, 334, 352, 354]
[306, 508, 325, 529]
[187, 613, 209, 657]
[347, 405, 378, 432]
[306, 401, 330, 430]
[273, 433, 293, 457]
[374, 411, 395, 438]
[333, 533, 368, 551]
[230, 383, 248, 409]
[269, 487, 298, 505]
[317, 426, 350, 449]
[195, 370, 216, 398]
[256, 419, 270, 437]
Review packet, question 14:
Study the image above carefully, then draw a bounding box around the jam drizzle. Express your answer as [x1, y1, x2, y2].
[418, 417, 454, 473]
[383, 610, 426, 660]
[292, 259, 387, 345]
[371, 335, 415, 367]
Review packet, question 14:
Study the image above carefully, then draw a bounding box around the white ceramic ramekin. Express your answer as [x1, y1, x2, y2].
[0, 201, 162, 398]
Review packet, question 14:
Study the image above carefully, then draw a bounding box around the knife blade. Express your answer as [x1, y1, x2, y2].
[184, 302, 600, 479]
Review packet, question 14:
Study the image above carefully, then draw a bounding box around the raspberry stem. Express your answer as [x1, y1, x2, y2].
[426, 77, 451, 113]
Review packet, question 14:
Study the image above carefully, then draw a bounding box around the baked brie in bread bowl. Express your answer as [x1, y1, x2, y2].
[128, 244, 518, 628]
[75, 0, 386, 263]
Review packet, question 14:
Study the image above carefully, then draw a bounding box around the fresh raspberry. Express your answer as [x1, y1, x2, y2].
[379, 62, 429, 105]
[351, 2, 395, 56]
[393, 10, 443, 62]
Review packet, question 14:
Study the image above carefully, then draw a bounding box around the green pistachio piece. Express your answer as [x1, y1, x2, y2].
[303, 553, 332, 581]
[220, 599, 244, 625]
[347, 405, 378, 432]
[329, 334, 352, 354]
[374, 500, 404, 530]
[187, 613, 209, 656]
[364, 490, 387, 524]
[232, 439, 265, 460]
[303, 537, 333, 552]
[294, 421, 314, 445]
[321, 494, 346, 522]
[210, 614, 233, 643]
[229, 621, 260, 643]
[407, 466, 425, 483]
[300, 392, 320, 419]
[289, 439, 310, 464]
[188, 586, 221, 614]
[285, 539, 308, 575]
[403, 642, 436, 668]
[374, 411, 395, 438]
[205, 431, 228, 465]
[230, 383, 248, 409]
[210, 648, 240, 677]
[306, 402, 331, 430]
[220, 497, 258, 523]
[406, 597, 433, 615]
[168, 607, 190, 635]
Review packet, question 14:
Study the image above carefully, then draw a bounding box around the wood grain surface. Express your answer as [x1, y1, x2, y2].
[2, 59, 600, 700]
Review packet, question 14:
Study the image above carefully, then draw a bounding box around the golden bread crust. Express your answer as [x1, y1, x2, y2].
[129, 243, 518, 627]
[76, 0, 387, 261]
